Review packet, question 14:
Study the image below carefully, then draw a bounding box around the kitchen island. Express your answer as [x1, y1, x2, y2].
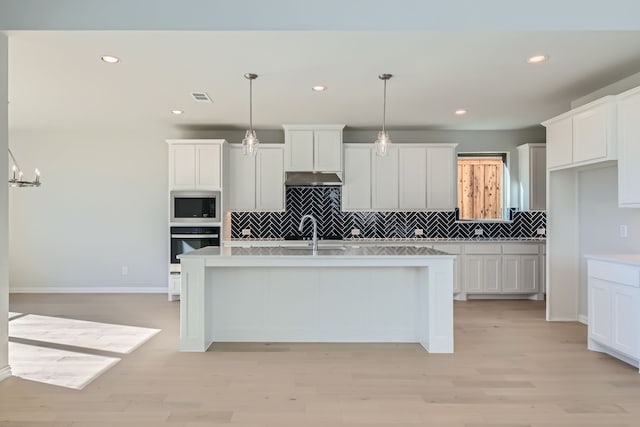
[178, 246, 455, 353]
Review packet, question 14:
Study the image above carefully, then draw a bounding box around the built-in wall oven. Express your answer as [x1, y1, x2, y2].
[170, 226, 220, 266]
[170, 191, 221, 223]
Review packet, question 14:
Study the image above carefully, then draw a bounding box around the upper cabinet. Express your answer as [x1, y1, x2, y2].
[617, 86, 640, 208]
[517, 143, 546, 211]
[167, 140, 224, 191]
[542, 96, 616, 171]
[342, 143, 457, 211]
[226, 144, 284, 211]
[283, 125, 344, 172]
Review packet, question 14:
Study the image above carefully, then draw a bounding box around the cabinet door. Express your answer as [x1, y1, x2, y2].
[529, 146, 547, 210]
[314, 130, 342, 172]
[502, 255, 520, 293]
[611, 283, 639, 358]
[588, 278, 612, 346]
[372, 147, 399, 209]
[546, 117, 573, 169]
[398, 146, 427, 209]
[427, 145, 456, 209]
[195, 144, 221, 190]
[285, 130, 314, 171]
[483, 255, 501, 293]
[520, 255, 538, 293]
[256, 147, 284, 211]
[464, 255, 483, 293]
[170, 145, 196, 189]
[343, 145, 372, 210]
[617, 88, 640, 207]
[227, 146, 256, 210]
[573, 104, 609, 164]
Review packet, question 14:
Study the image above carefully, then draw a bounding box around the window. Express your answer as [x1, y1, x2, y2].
[457, 154, 507, 220]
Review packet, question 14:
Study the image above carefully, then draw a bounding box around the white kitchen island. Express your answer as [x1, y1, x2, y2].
[178, 246, 455, 353]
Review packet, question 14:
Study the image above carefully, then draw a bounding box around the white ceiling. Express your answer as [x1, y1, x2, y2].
[6, 30, 640, 133]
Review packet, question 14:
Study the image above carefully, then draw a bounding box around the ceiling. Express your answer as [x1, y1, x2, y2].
[6, 30, 640, 133]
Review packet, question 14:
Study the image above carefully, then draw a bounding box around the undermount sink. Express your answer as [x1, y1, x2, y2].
[280, 246, 347, 255]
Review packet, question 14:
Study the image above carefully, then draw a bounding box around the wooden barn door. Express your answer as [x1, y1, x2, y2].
[457, 157, 503, 219]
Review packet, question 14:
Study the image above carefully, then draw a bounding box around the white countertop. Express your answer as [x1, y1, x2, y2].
[223, 238, 545, 248]
[179, 245, 455, 267]
[585, 254, 640, 266]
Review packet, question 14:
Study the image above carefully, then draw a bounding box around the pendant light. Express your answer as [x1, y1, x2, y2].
[242, 73, 259, 156]
[374, 73, 392, 157]
[7, 148, 41, 187]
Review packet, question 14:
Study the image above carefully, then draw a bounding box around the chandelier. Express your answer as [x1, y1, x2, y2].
[8, 148, 41, 187]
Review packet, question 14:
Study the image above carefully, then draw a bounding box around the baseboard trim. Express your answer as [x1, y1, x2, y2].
[9, 287, 167, 294]
[578, 314, 588, 325]
[0, 365, 12, 382]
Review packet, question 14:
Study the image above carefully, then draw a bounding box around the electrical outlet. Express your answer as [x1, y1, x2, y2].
[121, 266, 128, 276]
[351, 228, 361, 236]
[241, 228, 251, 236]
[620, 225, 628, 238]
[536, 227, 546, 235]
[414, 229, 424, 236]
[474, 228, 484, 236]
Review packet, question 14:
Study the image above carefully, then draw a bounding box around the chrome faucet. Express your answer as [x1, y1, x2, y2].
[298, 214, 318, 255]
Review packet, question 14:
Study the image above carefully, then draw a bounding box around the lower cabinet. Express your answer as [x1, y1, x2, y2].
[432, 243, 462, 293]
[587, 258, 640, 369]
[459, 243, 542, 298]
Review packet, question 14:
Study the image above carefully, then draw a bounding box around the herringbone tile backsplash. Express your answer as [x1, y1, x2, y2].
[230, 186, 546, 240]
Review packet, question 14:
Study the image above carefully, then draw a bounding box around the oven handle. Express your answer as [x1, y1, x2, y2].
[171, 234, 219, 239]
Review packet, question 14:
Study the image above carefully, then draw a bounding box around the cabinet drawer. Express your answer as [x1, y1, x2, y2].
[464, 243, 502, 255]
[503, 244, 539, 255]
[588, 261, 640, 288]
[432, 244, 462, 255]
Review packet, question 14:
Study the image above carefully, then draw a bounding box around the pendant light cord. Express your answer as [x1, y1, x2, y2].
[382, 78, 387, 134]
[249, 77, 253, 133]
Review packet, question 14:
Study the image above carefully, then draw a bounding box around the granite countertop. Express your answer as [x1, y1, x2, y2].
[182, 245, 452, 258]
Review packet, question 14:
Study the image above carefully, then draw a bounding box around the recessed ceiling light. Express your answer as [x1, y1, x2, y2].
[100, 55, 120, 64]
[455, 109, 468, 115]
[527, 54, 549, 64]
[171, 110, 184, 115]
[312, 85, 327, 92]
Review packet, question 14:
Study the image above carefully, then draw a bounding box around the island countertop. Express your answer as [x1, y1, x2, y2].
[178, 245, 455, 267]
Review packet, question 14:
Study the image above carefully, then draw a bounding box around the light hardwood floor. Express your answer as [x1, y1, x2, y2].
[2, 294, 640, 426]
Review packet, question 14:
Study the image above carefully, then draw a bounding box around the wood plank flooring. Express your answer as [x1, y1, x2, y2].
[2, 294, 640, 426]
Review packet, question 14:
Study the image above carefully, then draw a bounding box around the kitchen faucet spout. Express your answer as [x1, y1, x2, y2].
[298, 215, 318, 255]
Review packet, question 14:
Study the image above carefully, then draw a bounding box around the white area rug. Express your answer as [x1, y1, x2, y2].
[9, 342, 120, 389]
[9, 314, 161, 354]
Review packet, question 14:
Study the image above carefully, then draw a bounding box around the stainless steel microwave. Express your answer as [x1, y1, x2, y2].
[170, 191, 221, 223]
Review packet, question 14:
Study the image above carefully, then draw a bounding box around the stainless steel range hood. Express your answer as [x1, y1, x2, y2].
[285, 171, 342, 186]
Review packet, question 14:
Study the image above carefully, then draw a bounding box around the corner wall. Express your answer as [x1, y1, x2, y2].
[1, 33, 10, 380]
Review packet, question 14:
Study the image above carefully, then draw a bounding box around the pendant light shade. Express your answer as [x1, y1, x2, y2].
[7, 148, 41, 187]
[374, 73, 392, 157]
[242, 73, 259, 156]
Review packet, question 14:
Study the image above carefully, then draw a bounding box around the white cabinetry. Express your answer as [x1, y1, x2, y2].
[342, 143, 457, 211]
[372, 146, 399, 209]
[432, 243, 462, 294]
[617, 86, 640, 207]
[342, 145, 372, 210]
[227, 145, 284, 211]
[426, 145, 457, 210]
[517, 143, 546, 210]
[167, 140, 224, 190]
[283, 125, 344, 172]
[542, 97, 616, 171]
[461, 243, 542, 298]
[399, 146, 427, 209]
[587, 257, 640, 370]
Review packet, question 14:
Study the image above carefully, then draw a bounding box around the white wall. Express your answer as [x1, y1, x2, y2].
[8, 127, 176, 292]
[578, 165, 640, 318]
[1, 33, 10, 379]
